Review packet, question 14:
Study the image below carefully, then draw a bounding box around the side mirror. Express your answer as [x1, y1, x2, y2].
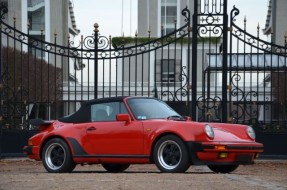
[116, 114, 131, 124]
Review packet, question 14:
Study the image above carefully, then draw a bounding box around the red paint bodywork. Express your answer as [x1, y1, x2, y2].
[23, 97, 263, 166]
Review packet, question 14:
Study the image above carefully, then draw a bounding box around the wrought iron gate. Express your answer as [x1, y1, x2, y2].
[191, 0, 228, 122]
[191, 0, 287, 155]
[0, 1, 287, 157]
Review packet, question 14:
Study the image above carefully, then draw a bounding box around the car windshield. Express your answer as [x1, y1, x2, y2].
[127, 98, 181, 120]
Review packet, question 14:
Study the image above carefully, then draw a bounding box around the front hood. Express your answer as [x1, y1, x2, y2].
[142, 119, 253, 142]
[207, 122, 253, 142]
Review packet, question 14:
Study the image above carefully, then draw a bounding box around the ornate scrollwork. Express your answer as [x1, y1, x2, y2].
[161, 66, 189, 101]
[82, 35, 95, 50]
[84, 50, 94, 59]
[45, 44, 53, 51]
[3, 27, 12, 35]
[247, 37, 256, 46]
[198, 26, 208, 36]
[197, 96, 222, 110]
[231, 18, 287, 55]
[98, 35, 110, 50]
[174, 66, 189, 101]
[58, 47, 66, 55]
[151, 41, 160, 49]
[230, 72, 259, 120]
[112, 50, 121, 57]
[212, 25, 223, 37]
[196, 95, 222, 122]
[99, 51, 108, 58]
[198, 25, 223, 38]
[181, 6, 190, 23]
[17, 34, 27, 42]
[161, 91, 175, 101]
[0, 3, 8, 20]
[164, 35, 175, 44]
[125, 48, 134, 56]
[230, 6, 240, 22]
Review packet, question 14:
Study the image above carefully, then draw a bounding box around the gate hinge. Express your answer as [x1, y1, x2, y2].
[227, 117, 234, 123]
[227, 85, 232, 90]
[228, 27, 233, 32]
[188, 27, 192, 32]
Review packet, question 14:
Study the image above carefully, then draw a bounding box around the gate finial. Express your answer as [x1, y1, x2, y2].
[94, 23, 99, 33]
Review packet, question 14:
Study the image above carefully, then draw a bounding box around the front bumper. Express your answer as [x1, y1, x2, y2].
[187, 141, 264, 165]
[23, 145, 41, 160]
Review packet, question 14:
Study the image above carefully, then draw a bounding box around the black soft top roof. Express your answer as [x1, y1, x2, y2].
[83, 96, 127, 106]
[58, 96, 127, 123]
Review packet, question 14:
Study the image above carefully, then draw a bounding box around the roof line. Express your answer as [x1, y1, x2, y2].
[69, 0, 80, 35]
[263, 0, 272, 35]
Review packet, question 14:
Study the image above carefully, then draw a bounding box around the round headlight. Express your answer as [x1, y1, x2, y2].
[205, 124, 214, 139]
[246, 126, 256, 140]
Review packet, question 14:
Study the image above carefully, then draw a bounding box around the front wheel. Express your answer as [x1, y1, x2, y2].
[42, 138, 76, 173]
[102, 164, 130, 172]
[153, 135, 190, 173]
[207, 165, 239, 173]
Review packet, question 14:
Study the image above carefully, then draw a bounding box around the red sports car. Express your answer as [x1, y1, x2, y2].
[23, 96, 263, 173]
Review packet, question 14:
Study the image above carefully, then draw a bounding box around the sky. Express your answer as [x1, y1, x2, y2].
[71, 0, 269, 40]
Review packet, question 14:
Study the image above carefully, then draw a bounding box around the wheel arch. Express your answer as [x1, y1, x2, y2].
[149, 132, 191, 163]
[39, 135, 71, 160]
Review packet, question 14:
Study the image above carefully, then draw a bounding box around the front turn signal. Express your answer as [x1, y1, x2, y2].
[28, 140, 33, 146]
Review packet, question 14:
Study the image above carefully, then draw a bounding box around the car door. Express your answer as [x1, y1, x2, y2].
[84, 101, 144, 156]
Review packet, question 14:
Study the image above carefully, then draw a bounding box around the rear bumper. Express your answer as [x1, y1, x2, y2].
[23, 146, 41, 160]
[187, 141, 264, 165]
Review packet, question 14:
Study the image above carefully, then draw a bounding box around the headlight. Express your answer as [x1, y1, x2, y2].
[246, 126, 256, 140]
[205, 124, 214, 139]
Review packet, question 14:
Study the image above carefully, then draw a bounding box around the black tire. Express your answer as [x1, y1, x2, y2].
[102, 164, 130, 172]
[42, 138, 76, 173]
[207, 165, 239, 174]
[153, 135, 190, 173]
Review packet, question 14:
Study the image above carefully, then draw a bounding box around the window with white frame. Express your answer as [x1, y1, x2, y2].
[155, 58, 181, 87]
[161, 0, 177, 35]
[161, 59, 175, 83]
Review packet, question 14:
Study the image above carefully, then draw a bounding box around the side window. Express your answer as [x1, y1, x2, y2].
[91, 102, 128, 122]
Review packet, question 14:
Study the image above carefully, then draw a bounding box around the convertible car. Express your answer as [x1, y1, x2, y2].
[23, 96, 263, 173]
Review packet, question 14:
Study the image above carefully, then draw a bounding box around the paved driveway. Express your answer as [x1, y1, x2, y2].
[0, 159, 286, 190]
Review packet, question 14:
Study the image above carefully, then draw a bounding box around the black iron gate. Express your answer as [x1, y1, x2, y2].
[191, 0, 228, 122]
[192, 0, 287, 155]
[0, 1, 286, 157]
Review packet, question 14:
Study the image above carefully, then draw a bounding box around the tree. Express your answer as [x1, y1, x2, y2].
[1, 47, 62, 129]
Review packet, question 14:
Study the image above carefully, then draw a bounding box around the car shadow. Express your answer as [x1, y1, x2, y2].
[70, 170, 214, 174]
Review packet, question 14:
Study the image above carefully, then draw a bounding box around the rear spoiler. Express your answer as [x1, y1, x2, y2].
[29, 118, 53, 126]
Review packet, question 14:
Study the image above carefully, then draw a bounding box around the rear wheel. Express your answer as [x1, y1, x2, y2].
[153, 135, 190, 173]
[42, 138, 76, 173]
[207, 165, 239, 173]
[102, 164, 130, 172]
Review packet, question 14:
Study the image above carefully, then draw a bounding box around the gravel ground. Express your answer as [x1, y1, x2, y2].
[0, 159, 287, 190]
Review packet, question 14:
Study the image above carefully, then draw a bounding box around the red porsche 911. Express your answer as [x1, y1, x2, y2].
[23, 96, 263, 173]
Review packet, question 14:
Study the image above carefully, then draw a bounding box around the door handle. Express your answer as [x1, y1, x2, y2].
[87, 126, 97, 131]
